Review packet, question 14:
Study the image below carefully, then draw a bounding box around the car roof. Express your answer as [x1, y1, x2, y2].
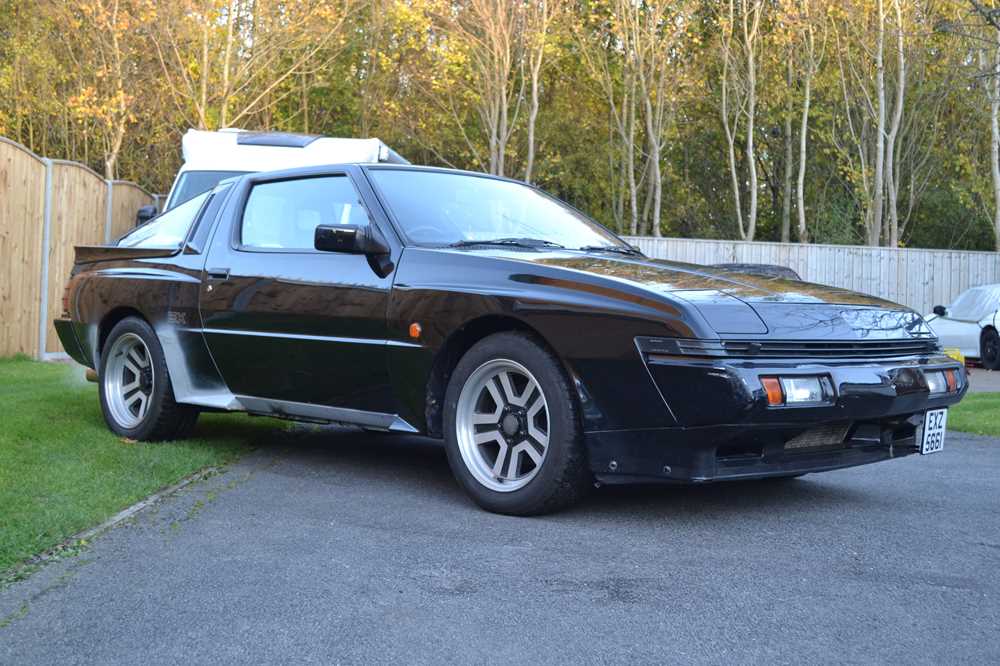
[229, 162, 528, 187]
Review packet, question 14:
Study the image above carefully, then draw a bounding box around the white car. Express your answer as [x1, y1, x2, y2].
[925, 284, 1000, 369]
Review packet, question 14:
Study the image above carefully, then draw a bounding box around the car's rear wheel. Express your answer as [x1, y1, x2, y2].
[982, 328, 1000, 370]
[443, 332, 590, 515]
[99, 317, 199, 441]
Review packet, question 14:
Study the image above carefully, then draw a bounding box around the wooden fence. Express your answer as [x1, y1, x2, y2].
[0, 137, 158, 358]
[626, 236, 1000, 315]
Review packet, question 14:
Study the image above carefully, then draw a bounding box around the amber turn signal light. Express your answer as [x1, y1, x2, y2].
[409, 322, 422, 339]
[761, 377, 784, 406]
[944, 368, 957, 393]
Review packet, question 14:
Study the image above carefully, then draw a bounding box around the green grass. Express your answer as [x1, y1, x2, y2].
[0, 356, 284, 575]
[948, 393, 1000, 438]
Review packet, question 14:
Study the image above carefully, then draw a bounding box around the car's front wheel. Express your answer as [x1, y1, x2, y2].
[982, 328, 1000, 371]
[443, 332, 590, 515]
[99, 317, 199, 441]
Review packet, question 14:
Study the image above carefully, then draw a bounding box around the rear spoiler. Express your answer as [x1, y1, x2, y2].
[74, 245, 181, 265]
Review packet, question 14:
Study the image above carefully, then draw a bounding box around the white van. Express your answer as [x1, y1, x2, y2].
[138, 128, 408, 223]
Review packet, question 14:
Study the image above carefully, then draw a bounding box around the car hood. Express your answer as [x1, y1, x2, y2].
[515, 252, 932, 339]
[524, 253, 893, 306]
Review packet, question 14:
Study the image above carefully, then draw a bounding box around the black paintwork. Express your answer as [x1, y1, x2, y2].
[56, 164, 968, 483]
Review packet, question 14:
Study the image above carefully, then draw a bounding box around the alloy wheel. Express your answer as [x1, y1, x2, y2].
[103, 332, 154, 429]
[455, 359, 550, 492]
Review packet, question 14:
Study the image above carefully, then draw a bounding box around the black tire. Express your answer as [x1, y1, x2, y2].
[443, 331, 591, 515]
[982, 328, 1000, 371]
[98, 317, 199, 441]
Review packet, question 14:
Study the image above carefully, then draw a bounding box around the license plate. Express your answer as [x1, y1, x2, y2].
[919, 409, 948, 455]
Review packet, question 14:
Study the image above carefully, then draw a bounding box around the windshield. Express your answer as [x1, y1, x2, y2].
[168, 170, 246, 209]
[118, 192, 210, 248]
[368, 169, 627, 250]
[948, 286, 1000, 321]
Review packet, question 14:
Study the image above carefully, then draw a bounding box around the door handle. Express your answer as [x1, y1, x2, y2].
[206, 267, 230, 281]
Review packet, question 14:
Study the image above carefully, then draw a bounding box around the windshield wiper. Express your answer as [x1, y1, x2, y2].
[576, 244, 641, 256]
[448, 237, 565, 249]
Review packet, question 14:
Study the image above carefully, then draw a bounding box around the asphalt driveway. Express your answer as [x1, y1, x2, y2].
[2, 428, 999, 664]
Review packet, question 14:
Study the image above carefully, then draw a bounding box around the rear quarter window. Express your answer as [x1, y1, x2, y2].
[118, 192, 210, 248]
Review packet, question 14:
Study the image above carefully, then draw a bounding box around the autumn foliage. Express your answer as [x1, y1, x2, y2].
[2, 0, 1000, 250]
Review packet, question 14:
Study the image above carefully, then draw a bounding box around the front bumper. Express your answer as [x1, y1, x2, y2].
[585, 350, 967, 483]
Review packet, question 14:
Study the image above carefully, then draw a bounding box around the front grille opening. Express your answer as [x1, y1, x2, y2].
[723, 338, 939, 359]
[783, 423, 851, 451]
[716, 443, 765, 460]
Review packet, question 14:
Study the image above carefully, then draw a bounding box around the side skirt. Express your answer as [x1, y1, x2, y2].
[236, 395, 419, 433]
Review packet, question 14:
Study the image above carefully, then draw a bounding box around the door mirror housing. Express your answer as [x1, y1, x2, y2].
[932, 305, 947, 317]
[314, 224, 389, 256]
[135, 205, 158, 227]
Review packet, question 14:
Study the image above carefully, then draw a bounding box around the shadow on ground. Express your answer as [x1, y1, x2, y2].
[232, 420, 885, 524]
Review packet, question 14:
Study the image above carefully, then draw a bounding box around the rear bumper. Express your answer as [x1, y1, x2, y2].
[585, 352, 967, 483]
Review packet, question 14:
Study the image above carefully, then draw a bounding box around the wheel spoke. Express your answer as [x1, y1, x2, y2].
[471, 411, 499, 425]
[124, 390, 148, 419]
[128, 346, 148, 368]
[124, 360, 141, 378]
[121, 379, 140, 394]
[485, 377, 506, 410]
[526, 395, 548, 447]
[515, 377, 537, 407]
[474, 430, 504, 446]
[514, 440, 543, 466]
[497, 371, 519, 405]
[492, 440, 509, 479]
[134, 394, 149, 419]
[506, 446, 520, 479]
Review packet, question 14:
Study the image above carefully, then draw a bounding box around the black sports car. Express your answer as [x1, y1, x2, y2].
[56, 164, 967, 514]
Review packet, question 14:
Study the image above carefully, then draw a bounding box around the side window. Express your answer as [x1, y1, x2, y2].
[240, 176, 369, 250]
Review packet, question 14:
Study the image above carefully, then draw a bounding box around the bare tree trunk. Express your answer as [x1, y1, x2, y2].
[797, 69, 812, 243]
[626, 83, 638, 235]
[199, 12, 210, 128]
[720, 4, 745, 239]
[885, 0, 905, 248]
[781, 55, 794, 243]
[640, 78, 662, 237]
[301, 71, 309, 134]
[524, 0, 557, 184]
[743, 2, 760, 242]
[524, 61, 540, 183]
[992, 31, 1000, 251]
[871, 0, 887, 246]
[796, 0, 818, 244]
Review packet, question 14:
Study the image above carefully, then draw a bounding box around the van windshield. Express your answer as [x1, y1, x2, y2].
[168, 170, 246, 208]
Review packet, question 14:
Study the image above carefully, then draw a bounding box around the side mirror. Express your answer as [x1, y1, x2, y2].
[932, 305, 947, 317]
[135, 205, 158, 227]
[314, 224, 389, 256]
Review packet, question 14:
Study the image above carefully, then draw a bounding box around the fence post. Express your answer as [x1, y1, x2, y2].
[37, 158, 53, 360]
[104, 179, 114, 243]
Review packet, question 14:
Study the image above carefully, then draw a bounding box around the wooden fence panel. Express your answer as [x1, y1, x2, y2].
[45, 161, 108, 353]
[626, 236, 1000, 314]
[0, 139, 46, 357]
[109, 181, 153, 240]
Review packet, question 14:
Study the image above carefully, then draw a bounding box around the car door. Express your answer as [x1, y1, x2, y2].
[198, 168, 398, 414]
